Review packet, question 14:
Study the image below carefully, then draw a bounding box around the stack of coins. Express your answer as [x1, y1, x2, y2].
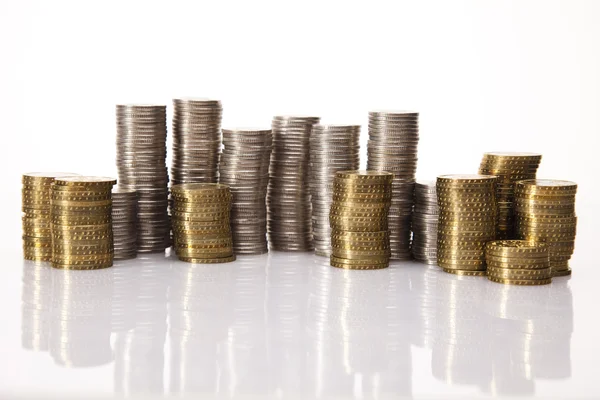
[219, 128, 272, 255]
[411, 180, 439, 264]
[116, 104, 170, 252]
[329, 171, 393, 269]
[171, 98, 223, 185]
[22, 172, 79, 261]
[367, 110, 419, 260]
[50, 176, 116, 270]
[112, 186, 138, 260]
[267, 115, 320, 251]
[436, 175, 497, 276]
[478, 152, 542, 239]
[310, 124, 361, 257]
[171, 183, 235, 263]
[515, 179, 577, 277]
[485, 240, 551, 285]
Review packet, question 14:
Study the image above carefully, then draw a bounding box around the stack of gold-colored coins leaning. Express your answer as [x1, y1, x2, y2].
[367, 110, 419, 260]
[515, 179, 577, 277]
[267, 115, 320, 251]
[436, 175, 498, 276]
[50, 176, 116, 270]
[171, 183, 235, 263]
[411, 180, 439, 264]
[310, 124, 360, 257]
[111, 186, 137, 260]
[329, 171, 393, 269]
[485, 240, 551, 285]
[219, 128, 273, 255]
[478, 152, 542, 239]
[22, 172, 79, 261]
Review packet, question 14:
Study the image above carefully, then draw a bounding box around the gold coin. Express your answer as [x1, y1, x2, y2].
[178, 255, 236, 263]
[441, 268, 486, 276]
[53, 176, 117, 187]
[485, 260, 548, 270]
[330, 259, 389, 270]
[553, 268, 572, 277]
[486, 266, 551, 279]
[330, 255, 389, 266]
[487, 276, 552, 285]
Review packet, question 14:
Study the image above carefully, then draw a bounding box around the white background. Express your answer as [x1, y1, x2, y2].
[1, 1, 600, 398]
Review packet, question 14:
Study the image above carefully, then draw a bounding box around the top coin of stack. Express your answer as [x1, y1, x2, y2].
[411, 180, 439, 264]
[116, 104, 170, 252]
[219, 128, 272, 255]
[514, 179, 577, 277]
[367, 110, 419, 260]
[22, 172, 79, 261]
[478, 152, 542, 239]
[310, 124, 361, 257]
[170, 183, 235, 263]
[171, 98, 223, 185]
[485, 240, 551, 285]
[50, 176, 116, 270]
[436, 175, 498, 276]
[267, 115, 320, 251]
[329, 170, 393, 270]
[111, 186, 137, 260]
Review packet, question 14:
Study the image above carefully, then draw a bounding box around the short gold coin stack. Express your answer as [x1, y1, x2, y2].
[515, 179, 577, 277]
[329, 171, 393, 270]
[171, 183, 235, 263]
[485, 240, 551, 285]
[436, 175, 498, 276]
[478, 152, 542, 239]
[22, 172, 79, 261]
[50, 176, 116, 270]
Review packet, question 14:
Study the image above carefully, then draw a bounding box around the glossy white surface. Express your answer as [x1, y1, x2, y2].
[1, 237, 598, 399]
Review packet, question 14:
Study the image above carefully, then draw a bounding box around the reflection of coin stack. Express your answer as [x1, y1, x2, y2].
[330, 171, 392, 270]
[21, 261, 51, 351]
[171, 183, 235, 263]
[22, 172, 78, 261]
[406, 265, 438, 349]
[367, 111, 419, 260]
[436, 175, 497, 276]
[219, 128, 273, 255]
[515, 179, 577, 277]
[112, 186, 137, 260]
[478, 152, 542, 239]
[171, 98, 222, 185]
[116, 104, 170, 253]
[310, 124, 360, 257]
[485, 240, 551, 285]
[49, 268, 113, 367]
[411, 180, 439, 264]
[50, 176, 116, 270]
[110, 258, 140, 333]
[267, 115, 320, 251]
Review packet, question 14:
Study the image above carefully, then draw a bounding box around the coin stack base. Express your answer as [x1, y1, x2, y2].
[485, 240, 552, 285]
[329, 171, 393, 270]
[112, 186, 137, 260]
[515, 179, 577, 277]
[171, 183, 235, 263]
[411, 180, 439, 264]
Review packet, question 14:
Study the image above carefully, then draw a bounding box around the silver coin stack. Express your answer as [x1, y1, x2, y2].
[171, 98, 222, 185]
[367, 110, 419, 260]
[112, 186, 138, 260]
[267, 115, 320, 251]
[116, 104, 170, 252]
[411, 181, 438, 264]
[309, 124, 360, 257]
[219, 128, 273, 255]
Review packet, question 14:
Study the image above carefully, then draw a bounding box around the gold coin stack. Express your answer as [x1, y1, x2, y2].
[171, 183, 235, 263]
[515, 179, 577, 277]
[485, 240, 551, 285]
[50, 176, 116, 270]
[478, 152, 542, 239]
[436, 175, 498, 276]
[22, 172, 79, 261]
[329, 171, 393, 270]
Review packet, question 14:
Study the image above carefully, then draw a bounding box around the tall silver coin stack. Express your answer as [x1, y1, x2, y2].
[367, 110, 419, 260]
[112, 186, 138, 260]
[116, 104, 170, 252]
[267, 115, 320, 251]
[411, 181, 438, 264]
[171, 98, 223, 185]
[309, 124, 360, 257]
[219, 128, 273, 255]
